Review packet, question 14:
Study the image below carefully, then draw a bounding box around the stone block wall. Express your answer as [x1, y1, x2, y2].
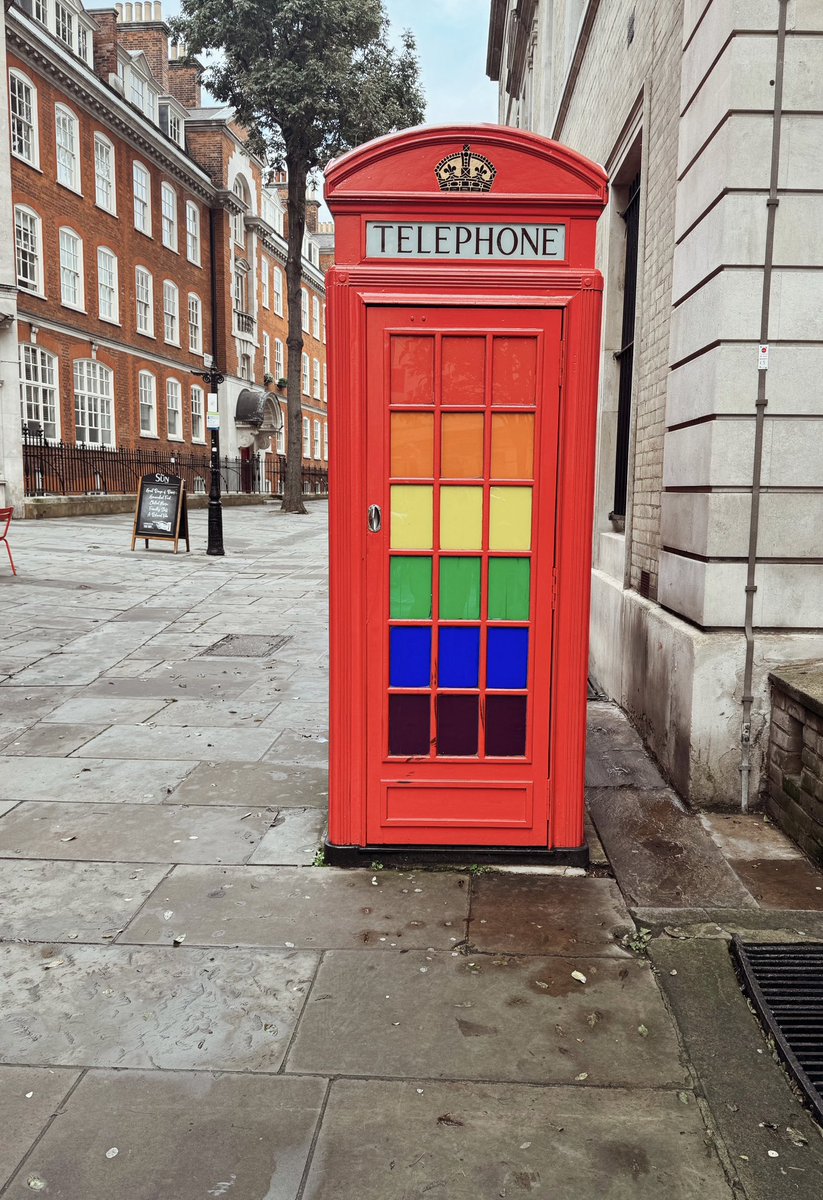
[766, 666, 823, 867]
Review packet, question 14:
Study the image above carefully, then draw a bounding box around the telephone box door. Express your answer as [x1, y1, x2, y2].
[365, 305, 563, 846]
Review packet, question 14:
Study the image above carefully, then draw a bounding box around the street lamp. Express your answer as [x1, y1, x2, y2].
[191, 365, 226, 556]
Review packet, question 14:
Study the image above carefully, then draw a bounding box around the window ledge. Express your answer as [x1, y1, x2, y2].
[12, 154, 43, 173]
[56, 181, 83, 198]
[135, 227, 154, 240]
[137, 330, 156, 340]
[191, 438, 207, 446]
[162, 242, 180, 255]
[18, 288, 48, 302]
[99, 316, 121, 327]
[61, 302, 87, 314]
[167, 435, 184, 443]
[139, 431, 159, 440]
[95, 203, 118, 219]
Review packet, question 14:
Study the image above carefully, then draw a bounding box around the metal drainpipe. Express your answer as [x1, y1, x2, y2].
[740, 0, 789, 812]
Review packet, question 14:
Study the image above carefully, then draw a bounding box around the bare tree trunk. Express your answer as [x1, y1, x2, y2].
[282, 150, 308, 514]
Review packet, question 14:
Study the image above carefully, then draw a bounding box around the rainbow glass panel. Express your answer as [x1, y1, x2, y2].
[440, 486, 483, 550]
[390, 485, 433, 549]
[489, 487, 532, 551]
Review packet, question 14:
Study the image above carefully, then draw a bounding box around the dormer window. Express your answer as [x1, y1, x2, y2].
[131, 72, 146, 112]
[55, 2, 73, 49]
[159, 102, 185, 149]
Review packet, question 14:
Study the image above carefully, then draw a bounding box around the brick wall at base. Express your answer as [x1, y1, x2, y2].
[766, 677, 823, 867]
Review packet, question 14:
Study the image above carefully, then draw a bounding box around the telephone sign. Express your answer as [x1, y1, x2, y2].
[324, 126, 607, 864]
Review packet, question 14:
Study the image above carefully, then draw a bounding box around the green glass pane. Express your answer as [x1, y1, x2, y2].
[391, 556, 432, 619]
[439, 557, 481, 620]
[488, 558, 531, 620]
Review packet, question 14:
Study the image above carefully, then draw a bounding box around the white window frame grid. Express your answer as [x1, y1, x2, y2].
[240, 353, 252, 382]
[312, 357, 321, 400]
[10, 71, 39, 168]
[231, 177, 248, 246]
[191, 385, 205, 443]
[59, 227, 83, 310]
[302, 416, 310, 458]
[323, 421, 329, 461]
[33, 0, 47, 24]
[188, 293, 202, 354]
[273, 267, 283, 316]
[55, 104, 80, 192]
[163, 280, 180, 345]
[74, 359, 114, 446]
[313, 419, 321, 460]
[312, 295, 320, 339]
[276, 407, 285, 455]
[322, 304, 327, 343]
[185, 201, 201, 264]
[20, 345, 59, 440]
[97, 246, 119, 324]
[161, 182, 178, 251]
[138, 370, 157, 436]
[263, 332, 271, 376]
[301, 353, 310, 396]
[323, 362, 327, 401]
[15, 206, 42, 294]
[135, 266, 154, 336]
[166, 377, 182, 440]
[133, 161, 152, 235]
[55, 2, 74, 50]
[94, 133, 116, 214]
[261, 257, 270, 308]
[274, 338, 284, 381]
[301, 287, 309, 332]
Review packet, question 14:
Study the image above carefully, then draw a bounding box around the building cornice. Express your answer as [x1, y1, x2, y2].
[552, 0, 602, 141]
[7, 10, 215, 202]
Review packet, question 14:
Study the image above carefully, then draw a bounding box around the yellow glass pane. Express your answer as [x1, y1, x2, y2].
[489, 486, 532, 550]
[440, 486, 483, 550]
[391, 485, 433, 549]
[441, 413, 484, 478]
[491, 413, 534, 479]
[391, 412, 434, 478]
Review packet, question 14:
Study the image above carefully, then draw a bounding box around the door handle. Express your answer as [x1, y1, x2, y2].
[368, 504, 382, 533]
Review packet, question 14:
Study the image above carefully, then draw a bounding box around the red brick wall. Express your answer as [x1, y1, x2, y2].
[10, 52, 212, 455]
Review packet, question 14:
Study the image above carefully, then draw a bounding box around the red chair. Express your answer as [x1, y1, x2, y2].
[0, 507, 16, 575]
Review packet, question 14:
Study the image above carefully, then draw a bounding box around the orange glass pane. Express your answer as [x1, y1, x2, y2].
[492, 337, 537, 405]
[491, 413, 534, 479]
[441, 413, 484, 478]
[391, 412, 434, 478]
[442, 337, 485, 405]
[391, 336, 434, 405]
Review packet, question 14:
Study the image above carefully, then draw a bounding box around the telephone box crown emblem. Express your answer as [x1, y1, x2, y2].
[435, 145, 496, 192]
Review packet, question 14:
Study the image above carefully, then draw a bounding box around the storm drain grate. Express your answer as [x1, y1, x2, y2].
[733, 938, 823, 1122]
[200, 634, 292, 658]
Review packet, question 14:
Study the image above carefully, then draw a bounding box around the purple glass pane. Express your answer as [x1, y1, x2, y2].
[437, 694, 479, 756]
[389, 693, 431, 756]
[485, 695, 527, 757]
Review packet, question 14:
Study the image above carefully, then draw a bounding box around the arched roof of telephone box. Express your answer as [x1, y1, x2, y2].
[324, 124, 608, 210]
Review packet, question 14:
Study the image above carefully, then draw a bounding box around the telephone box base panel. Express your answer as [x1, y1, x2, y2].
[323, 838, 589, 870]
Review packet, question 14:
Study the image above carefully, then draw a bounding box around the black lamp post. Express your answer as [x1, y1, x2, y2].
[191, 365, 225, 557]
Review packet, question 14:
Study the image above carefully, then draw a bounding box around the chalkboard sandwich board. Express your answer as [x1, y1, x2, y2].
[131, 473, 190, 553]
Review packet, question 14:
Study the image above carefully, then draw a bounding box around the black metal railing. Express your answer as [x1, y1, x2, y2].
[22, 428, 328, 500]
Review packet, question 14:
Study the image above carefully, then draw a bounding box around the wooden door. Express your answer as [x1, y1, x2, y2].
[365, 306, 563, 846]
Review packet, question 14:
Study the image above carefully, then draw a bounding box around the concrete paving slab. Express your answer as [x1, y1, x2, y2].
[0, 756, 194, 803]
[0, 800, 19, 817]
[168, 760, 329, 807]
[0, 686, 78, 723]
[632, 906, 823, 940]
[266, 728, 329, 766]
[302, 1079, 733, 1200]
[699, 812, 804, 861]
[10, 656, 107, 686]
[0, 802, 273, 864]
[652, 939, 823, 1200]
[248, 808, 327, 865]
[286, 950, 686, 1086]
[469, 875, 633, 957]
[40, 697, 169, 724]
[147, 698, 281, 727]
[111, 606, 187, 622]
[727, 857, 823, 909]
[0, 944, 317, 1071]
[73, 723, 279, 762]
[0, 723, 26, 750]
[85, 675, 250, 699]
[120, 865, 469, 949]
[587, 788, 757, 908]
[0, 1065, 80, 1190]
[587, 701, 647, 750]
[3, 723, 106, 756]
[0, 860, 167, 941]
[3, 1070, 327, 1200]
[585, 748, 668, 789]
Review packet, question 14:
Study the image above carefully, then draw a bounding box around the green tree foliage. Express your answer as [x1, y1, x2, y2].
[171, 0, 425, 512]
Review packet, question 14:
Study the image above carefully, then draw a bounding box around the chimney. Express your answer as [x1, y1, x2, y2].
[305, 197, 320, 234]
[115, 0, 170, 91]
[168, 55, 202, 109]
[92, 9, 120, 83]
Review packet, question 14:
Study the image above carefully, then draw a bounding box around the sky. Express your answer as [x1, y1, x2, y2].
[162, 1, 499, 213]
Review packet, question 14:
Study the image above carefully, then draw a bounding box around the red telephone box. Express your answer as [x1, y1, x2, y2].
[324, 126, 607, 865]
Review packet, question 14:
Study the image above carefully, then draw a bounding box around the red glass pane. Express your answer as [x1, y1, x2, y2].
[391, 336, 434, 405]
[442, 337, 485, 405]
[492, 337, 537, 406]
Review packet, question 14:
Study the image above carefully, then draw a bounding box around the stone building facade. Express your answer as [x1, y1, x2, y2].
[488, 0, 823, 809]
[1, 0, 328, 509]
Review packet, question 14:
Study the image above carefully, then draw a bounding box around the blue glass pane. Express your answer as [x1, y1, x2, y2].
[390, 626, 432, 688]
[487, 628, 529, 689]
[438, 626, 480, 689]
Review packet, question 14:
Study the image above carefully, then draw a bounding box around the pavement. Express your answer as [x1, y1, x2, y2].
[0, 503, 822, 1199]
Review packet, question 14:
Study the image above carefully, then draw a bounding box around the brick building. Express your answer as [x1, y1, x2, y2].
[2, 0, 327, 502]
[488, 0, 823, 810]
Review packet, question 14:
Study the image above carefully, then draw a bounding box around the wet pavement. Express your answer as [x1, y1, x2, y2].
[0, 506, 821, 1198]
